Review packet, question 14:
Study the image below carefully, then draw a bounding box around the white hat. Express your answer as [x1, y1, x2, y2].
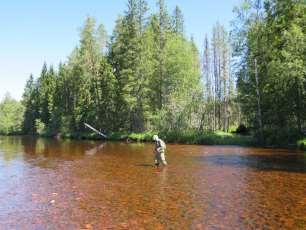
[153, 135, 158, 141]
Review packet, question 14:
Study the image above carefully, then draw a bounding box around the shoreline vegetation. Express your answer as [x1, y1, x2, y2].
[48, 130, 256, 146]
[297, 139, 306, 151]
[1, 133, 305, 152]
[7, 130, 303, 151]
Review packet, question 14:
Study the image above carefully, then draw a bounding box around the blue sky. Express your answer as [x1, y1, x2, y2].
[0, 0, 240, 100]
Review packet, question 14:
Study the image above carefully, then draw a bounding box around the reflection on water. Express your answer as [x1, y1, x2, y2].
[0, 136, 305, 229]
[197, 153, 306, 173]
[0, 136, 24, 162]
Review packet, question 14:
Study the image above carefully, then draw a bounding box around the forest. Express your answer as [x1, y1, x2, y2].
[1, 0, 305, 147]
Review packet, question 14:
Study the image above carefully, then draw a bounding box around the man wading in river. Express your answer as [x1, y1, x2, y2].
[153, 135, 167, 167]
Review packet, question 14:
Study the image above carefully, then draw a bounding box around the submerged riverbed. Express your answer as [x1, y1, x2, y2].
[0, 136, 305, 229]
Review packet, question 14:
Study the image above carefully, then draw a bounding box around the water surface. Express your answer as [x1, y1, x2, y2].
[0, 136, 305, 229]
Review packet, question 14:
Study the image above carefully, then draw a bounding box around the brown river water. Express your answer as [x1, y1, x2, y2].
[0, 136, 305, 230]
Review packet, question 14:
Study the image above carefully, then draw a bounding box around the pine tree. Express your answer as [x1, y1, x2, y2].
[156, 0, 171, 109]
[172, 6, 184, 35]
[20, 1, 209, 136]
[109, 0, 151, 131]
[22, 74, 39, 134]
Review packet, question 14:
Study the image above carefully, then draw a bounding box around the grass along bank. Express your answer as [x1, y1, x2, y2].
[108, 130, 256, 146]
[297, 139, 306, 151]
[35, 129, 305, 150]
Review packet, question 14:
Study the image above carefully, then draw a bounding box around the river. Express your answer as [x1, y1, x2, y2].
[0, 136, 305, 229]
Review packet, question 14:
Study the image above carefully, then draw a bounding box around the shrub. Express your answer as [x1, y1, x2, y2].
[235, 124, 249, 135]
[35, 119, 46, 135]
[297, 139, 306, 151]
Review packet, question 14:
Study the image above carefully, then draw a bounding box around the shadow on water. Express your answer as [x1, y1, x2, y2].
[135, 163, 154, 167]
[0, 136, 106, 168]
[196, 153, 306, 173]
[20, 136, 106, 158]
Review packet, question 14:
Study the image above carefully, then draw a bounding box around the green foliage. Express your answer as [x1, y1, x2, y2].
[22, 74, 39, 134]
[109, 0, 201, 132]
[172, 6, 184, 35]
[233, 0, 306, 145]
[161, 130, 255, 145]
[108, 131, 154, 142]
[20, 1, 203, 138]
[151, 34, 201, 132]
[128, 131, 156, 142]
[297, 139, 306, 151]
[18, 0, 305, 149]
[109, 0, 151, 131]
[107, 130, 254, 146]
[35, 119, 46, 135]
[16, 0, 253, 147]
[0, 94, 24, 135]
[22, 16, 117, 136]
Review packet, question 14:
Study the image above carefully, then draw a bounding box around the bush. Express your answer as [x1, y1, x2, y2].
[128, 131, 155, 142]
[263, 127, 301, 146]
[159, 130, 255, 146]
[0, 95, 24, 135]
[235, 124, 249, 135]
[35, 119, 46, 135]
[297, 139, 306, 151]
[107, 131, 156, 142]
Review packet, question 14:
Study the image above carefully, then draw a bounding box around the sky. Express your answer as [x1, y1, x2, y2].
[0, 0, 240, 100]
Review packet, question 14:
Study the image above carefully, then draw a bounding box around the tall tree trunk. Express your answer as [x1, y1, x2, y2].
[295, 78, 302, 135]
[255, 58, 263, 143]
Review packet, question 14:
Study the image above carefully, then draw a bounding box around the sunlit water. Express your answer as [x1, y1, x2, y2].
[0, 136, 305, 229]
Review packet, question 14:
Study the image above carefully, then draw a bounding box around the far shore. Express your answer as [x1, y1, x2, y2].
[2, 132, 305, 151]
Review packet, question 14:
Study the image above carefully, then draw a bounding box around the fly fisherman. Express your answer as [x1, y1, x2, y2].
[153, 135, 167, 167]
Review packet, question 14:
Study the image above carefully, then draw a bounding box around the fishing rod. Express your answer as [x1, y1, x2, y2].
[84, 123, 107, 138]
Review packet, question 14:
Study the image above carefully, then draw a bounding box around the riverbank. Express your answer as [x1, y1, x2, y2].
[3, 131, 305, 150]
[1, 131, 254, 146]
[62, 130, 256, 146]
[109, 131, 305, 150]
[108, 131, 256, 146]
